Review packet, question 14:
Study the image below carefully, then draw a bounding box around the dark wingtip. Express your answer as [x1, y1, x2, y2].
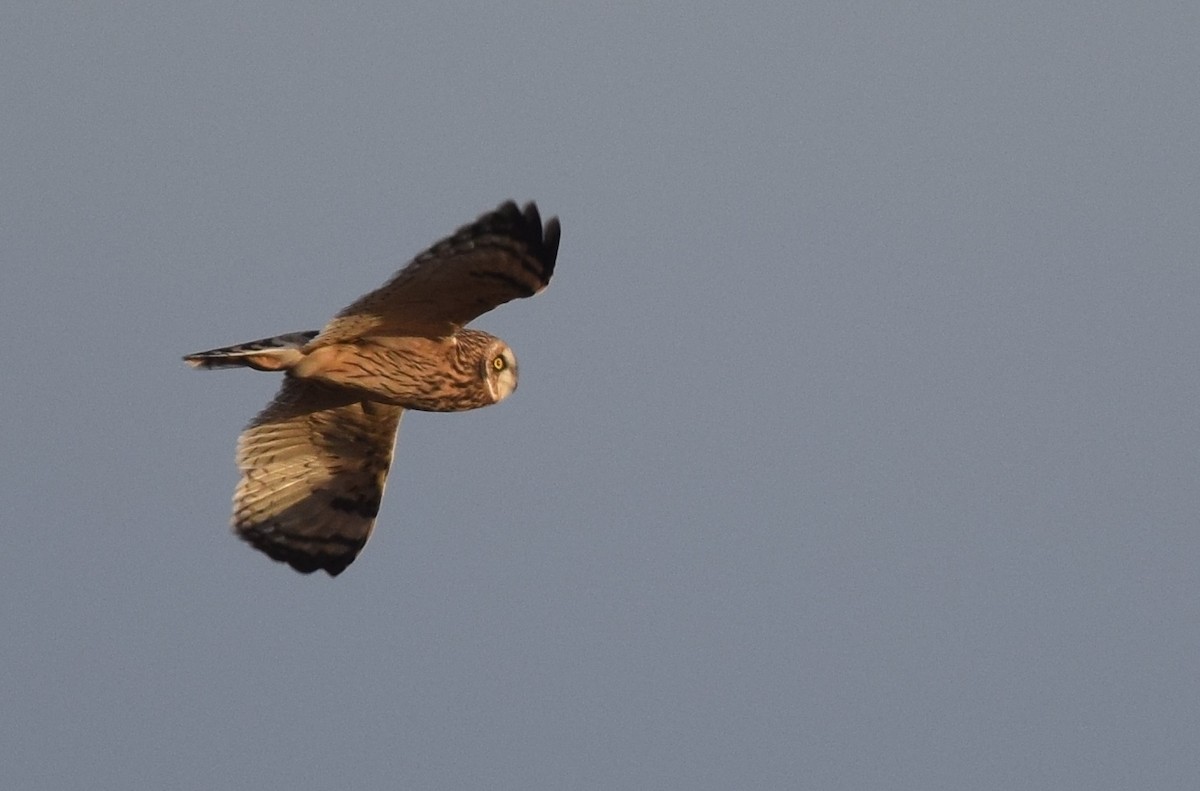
[513, 200, 559, 280]
[542, 215, 562, 268]
[234, 523, 360, 577]
[437, 200, 560, 287]
[251, 541, 355, 577]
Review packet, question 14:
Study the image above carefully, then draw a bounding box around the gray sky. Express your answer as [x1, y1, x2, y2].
[3, 3, 1198, 789]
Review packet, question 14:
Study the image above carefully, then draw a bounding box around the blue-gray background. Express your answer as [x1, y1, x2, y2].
[3, 3, 1197, 789]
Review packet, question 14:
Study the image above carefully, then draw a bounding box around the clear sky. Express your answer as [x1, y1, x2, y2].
[3, 3, 1198, 789]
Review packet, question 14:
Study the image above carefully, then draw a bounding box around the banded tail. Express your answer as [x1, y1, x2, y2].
[183, 331, 319, 371]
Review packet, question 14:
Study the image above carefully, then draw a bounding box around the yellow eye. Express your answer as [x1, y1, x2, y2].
[493, 356, 506, 371]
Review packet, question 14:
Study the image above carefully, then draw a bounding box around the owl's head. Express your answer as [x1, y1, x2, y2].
[481, 339, 519, 403]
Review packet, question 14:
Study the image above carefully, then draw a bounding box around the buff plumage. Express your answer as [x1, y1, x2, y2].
[185, 201, 559, 575]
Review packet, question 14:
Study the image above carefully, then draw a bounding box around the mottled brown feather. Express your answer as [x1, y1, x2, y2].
[233, 377, 404, 576]
[310, 201, 560, 344]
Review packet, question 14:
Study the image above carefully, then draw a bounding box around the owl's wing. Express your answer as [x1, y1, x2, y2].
[233, 377, 405, 576]
[311, 201, 560, 345]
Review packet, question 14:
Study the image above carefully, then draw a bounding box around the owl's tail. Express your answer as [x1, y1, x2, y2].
[183, 331, 319, 371]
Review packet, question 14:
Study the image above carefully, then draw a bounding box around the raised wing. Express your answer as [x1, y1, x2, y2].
[233, 377, 404, 576]
[312, 201, 560, 345]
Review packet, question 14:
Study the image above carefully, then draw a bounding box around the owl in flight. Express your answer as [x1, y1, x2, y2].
[185, 201, 560, 576]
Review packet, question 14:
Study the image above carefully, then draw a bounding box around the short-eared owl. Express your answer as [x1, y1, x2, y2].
[185, 201, 560, 576]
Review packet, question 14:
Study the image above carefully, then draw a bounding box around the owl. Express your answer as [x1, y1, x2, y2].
[185, 201, 560, 576]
